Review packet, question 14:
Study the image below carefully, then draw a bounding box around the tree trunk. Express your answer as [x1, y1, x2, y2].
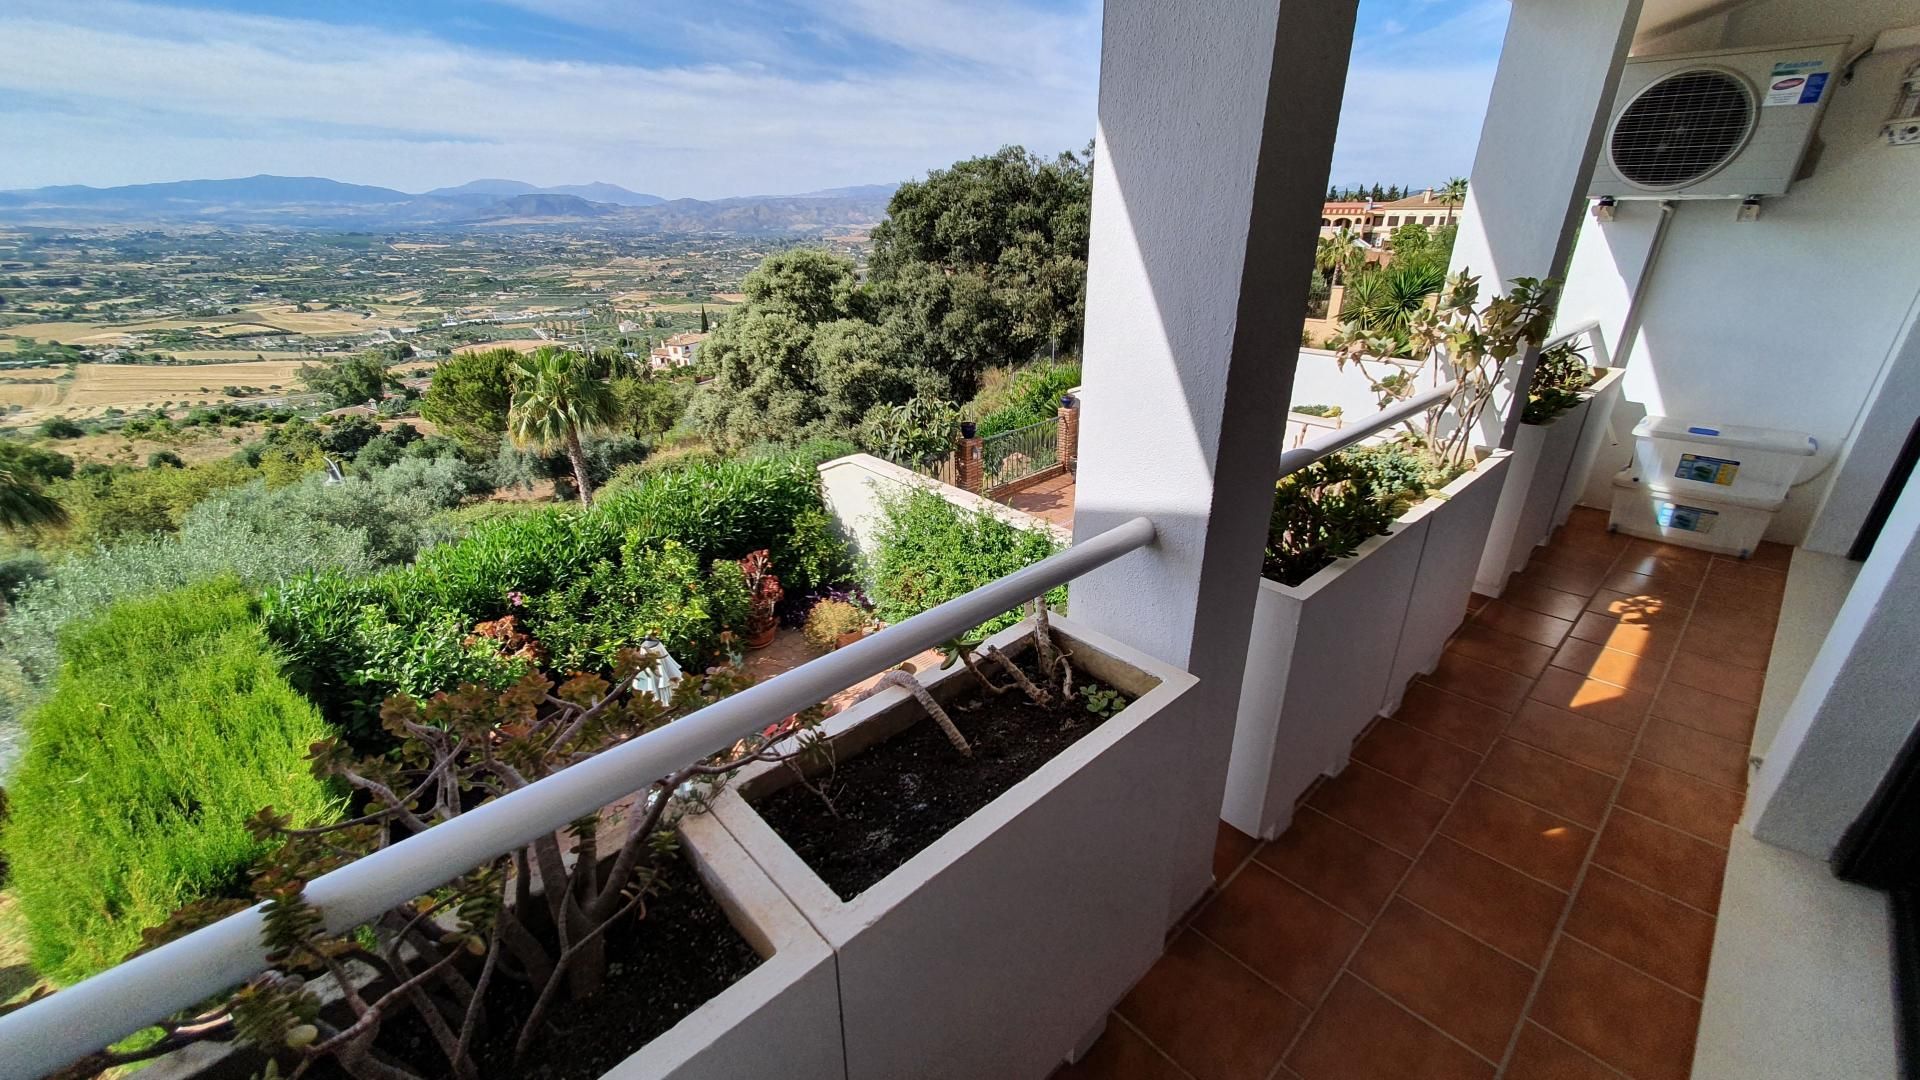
[565, 428, 593, 507]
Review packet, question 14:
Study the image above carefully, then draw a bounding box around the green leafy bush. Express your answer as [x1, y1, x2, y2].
[37, 417, 83, 439]
[49, 459, 259, 547]
[867, 488, 1062, 636]
[0, 580, 338, 983]
[803, 598, 868, 649]
[971, 360, 1081, 438]
[1262, 441, 1456, 587]
[528, 540, 750, 672]
[1523, 340, 1596, 424]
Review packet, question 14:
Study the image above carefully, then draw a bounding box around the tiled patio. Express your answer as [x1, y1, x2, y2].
[1061, 507, 1785, 1080]
[1001, 471, 1076, 527]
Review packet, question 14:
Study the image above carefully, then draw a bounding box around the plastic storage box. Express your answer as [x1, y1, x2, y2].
[1630, 416, 1816, 503]
[1609, 416, 1815, 557]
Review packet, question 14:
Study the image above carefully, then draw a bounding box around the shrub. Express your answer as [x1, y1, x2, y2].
[528, 540, 752, 672]
[971, 360, 1081, 438]
[1524, 340, 1596, 424]
[146, 450, 186, 469]
[0, 441, 74, 483]
[867, 488, 1062, 635]
[1260, 441, 1453, 588]
[0, 580, 338, 983]
[803, 598, 868, 649]
[318, 415, 382, 456]
[49, 459, 259, 547]
[37, 417, 83, 439]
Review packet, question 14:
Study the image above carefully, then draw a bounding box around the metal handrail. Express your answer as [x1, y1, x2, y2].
[1276, 380, 1459, 476]
[0, 517, 1158, 1079]
[1540, 319, 1612, 368]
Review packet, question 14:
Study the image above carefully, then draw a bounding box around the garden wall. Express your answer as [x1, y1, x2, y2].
[817, 454, 1069, 563]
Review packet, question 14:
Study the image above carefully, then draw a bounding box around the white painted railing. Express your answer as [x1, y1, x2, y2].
[1541, 319, 1611, 367]
[0, 517, 1157, 1080]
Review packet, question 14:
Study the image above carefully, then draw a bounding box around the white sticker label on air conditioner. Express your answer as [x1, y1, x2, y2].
[1764, 60, 1830, 106]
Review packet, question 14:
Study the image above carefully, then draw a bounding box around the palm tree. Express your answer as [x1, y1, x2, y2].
[1315, 226, 1364, 286]
[0, 467, 66, 532]
[509, 348, 619, 506]
[1340, 262, 1447, 353]
[1439, 177, 1469, 225]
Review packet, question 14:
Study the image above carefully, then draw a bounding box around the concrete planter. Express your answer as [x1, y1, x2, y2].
[1554, 368, 1624, 527]
[601, 811, 844, 1079]
[1384, 449, 1514, 714]
[1223, 518, 1430, 840]
[1476, 396, 1590, 595]
[710, 614, 1198, 1080]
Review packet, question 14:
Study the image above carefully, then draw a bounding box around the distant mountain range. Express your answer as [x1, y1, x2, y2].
[0, 174, 898, 233]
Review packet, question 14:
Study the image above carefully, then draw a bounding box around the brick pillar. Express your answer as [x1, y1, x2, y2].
[1057, 395, 1080, 472]
[956, 424, 984, 492]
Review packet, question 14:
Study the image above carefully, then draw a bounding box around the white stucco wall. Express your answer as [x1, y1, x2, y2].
[1286, 349, 1426, 419]
[815, 454, 1068, 570]
[1556, 0, 1920, 550]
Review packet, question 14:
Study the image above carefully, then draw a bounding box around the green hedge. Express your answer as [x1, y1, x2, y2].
[867, 488, 1062, 637]
[265, 452, 848, 738]
[1, 580, 338, 984]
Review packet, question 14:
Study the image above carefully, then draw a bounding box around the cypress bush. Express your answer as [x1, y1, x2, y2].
[1, 579, 338, 984]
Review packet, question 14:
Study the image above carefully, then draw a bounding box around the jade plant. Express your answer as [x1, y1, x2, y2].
[29, 648, 829, 1080]
[1328, 270, 1561, 472]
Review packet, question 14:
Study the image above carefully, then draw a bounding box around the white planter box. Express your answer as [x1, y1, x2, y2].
[1223, 517, 1429, 840]
[1384, 449, 1513, 714]
[1555, 368, 1624, 527]
[603, 811, 844, 1080]
[710, 614, 1198, 1080]
[1475, 377, 1606, 595]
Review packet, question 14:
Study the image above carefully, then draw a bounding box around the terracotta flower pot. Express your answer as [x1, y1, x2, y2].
[835, 629, 868, 650]
[746, 618, 779, 650]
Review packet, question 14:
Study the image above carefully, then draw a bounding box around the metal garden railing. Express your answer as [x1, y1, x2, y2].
[982, 417, 1060, 491]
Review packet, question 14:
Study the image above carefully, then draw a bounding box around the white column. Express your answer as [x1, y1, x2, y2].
[1751, 471, 1920, 858]
[1447, 0, 1644, 448]
[1072, 0, 1358, 918]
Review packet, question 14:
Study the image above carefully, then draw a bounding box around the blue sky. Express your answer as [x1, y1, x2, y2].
[0, 0, 1509, 197]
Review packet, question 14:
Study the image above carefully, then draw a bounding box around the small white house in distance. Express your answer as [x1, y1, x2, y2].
[648, 331, 708, 371]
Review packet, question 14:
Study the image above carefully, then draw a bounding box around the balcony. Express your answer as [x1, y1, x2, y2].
[4, 0, 1916, 1077]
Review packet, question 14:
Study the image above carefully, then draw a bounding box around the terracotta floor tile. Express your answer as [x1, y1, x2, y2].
[1394, 682, 1510, 754]
[1567, 610, 1681, 661]
[1466, 591, 1493, 613]
[1650, 680, 1758, 743]
[1745, 541, 1794, 572]
[1502, 581, 1594, 622]
[1399, 836, 1568, 967]
[1691, 586, 1784, 626]
[1616, 759, 1742, 847]
[1704, 558, 1787, 597]
[1528, 666, 1652, 732]
[1422, 651, 1534, 713]
[1474, 739, 1616, 828]
[1190, 862, 1364, 1004]
[1598, 567, 1698, 599]
[1549, 637, 1667, 694]
[1638, 717, 1751, 789]
[1307, 762, 1452, 858]
[1441, 783, 1592, 890]
[1587, 586, 1689, 620]
[1592, 809, 1728, 913]
[1530, 937, 1700, 1080]
[1613, 550, 1709, 587]
[1624, 538, 1716, 566]
[1665, 650, 1766, 706]
[1350, 899, 1535, 1059]
[1676, 619, 1772, 671]
[1684, 606, 1780, 648]
[1117, 931, 1308, 1080]
[1352, 718, 1482, 800]
[1256, 807, 1409, 923]
[1515, 560, 1610, 597]
[1530, 541, 1620, 577]
[1056, 1017, 1190, 1080]
[1447, 622, 1556, 679]
[1564, 865, 1716, 997]
[1285, 975, 1493, 1080]
[1477, 601, 1576, 648]
[1213, 821, 1259, 883]
[1505, 700, 1636, 776]
[1505, 1022, 1621, 1080]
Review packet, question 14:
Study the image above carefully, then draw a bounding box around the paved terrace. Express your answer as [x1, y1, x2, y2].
[1059, 507, 1782, 1080]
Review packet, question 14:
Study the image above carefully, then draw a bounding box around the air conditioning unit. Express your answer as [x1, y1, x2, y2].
[1590, 39, 1850, 199]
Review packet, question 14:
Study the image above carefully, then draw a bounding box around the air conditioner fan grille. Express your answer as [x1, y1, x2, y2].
[1610, 69, 1754, 189]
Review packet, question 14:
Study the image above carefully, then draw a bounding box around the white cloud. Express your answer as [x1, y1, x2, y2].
[0, 0, 1503, 196]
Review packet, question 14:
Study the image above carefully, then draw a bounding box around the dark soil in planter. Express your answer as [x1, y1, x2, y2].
[318, 851, 761, 1080]
[752, 656, 1129, 901]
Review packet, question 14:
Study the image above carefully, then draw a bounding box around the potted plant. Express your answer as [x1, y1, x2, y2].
[802, 597, 870, 651]
[1222, 273, 1547, 839]
[65, 651, 844, 1080]
[710, 603, 1199, 1080]
[739, 549, 783, 651]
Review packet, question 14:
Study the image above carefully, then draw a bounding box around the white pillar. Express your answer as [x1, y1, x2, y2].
[1072, 0, 1358, 918]
[1447, 0, 1644, 448]
[1751, 472, 1920, 858]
